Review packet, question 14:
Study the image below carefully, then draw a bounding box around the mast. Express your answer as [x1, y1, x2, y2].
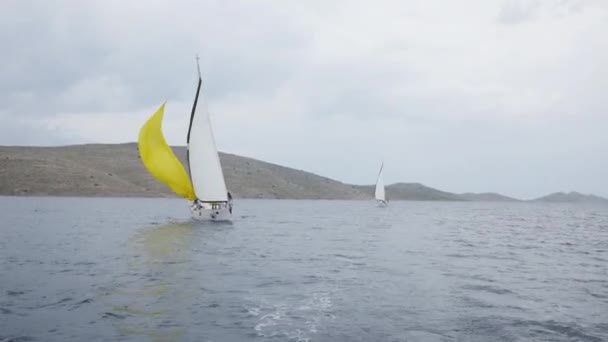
[186, 55, 203, 185]
[376, 162, 384, 184]
[375, 162, 385, 201]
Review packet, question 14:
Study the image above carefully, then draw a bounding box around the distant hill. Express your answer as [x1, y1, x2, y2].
[0, 143, 366, 199]
[354, 183, 465, 201]
[1, 143, 606, 202]
[220, 151, 366, 199]
[533, 192, 608, 203]
[458, 192, 519, 202]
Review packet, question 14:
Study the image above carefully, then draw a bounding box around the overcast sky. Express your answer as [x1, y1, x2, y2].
[1, 0, 606, 199]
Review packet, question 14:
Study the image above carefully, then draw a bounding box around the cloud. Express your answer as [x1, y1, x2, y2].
[1, 0, 607, 198]
[498, 0, 541, 24]
[498, 0, 594, 25]
[0, 111, 71, 146]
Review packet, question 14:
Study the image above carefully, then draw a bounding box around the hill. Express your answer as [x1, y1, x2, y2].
[533, 192, 608, 203]
[354, 183, 465, 201]
[458, 192, 519, 202]
[1, 144, 606, 202]
[0, 143, 366, 199]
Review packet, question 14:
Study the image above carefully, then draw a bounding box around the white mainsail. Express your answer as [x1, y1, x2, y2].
[187, 60, 228, 202]
[375, 163, 385, 202]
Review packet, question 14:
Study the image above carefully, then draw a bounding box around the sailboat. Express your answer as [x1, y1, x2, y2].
[138, 57, 232, 221]
[375, 162, 387, 207]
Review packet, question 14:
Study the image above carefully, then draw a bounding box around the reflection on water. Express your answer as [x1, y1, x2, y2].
[137, 221, 196, 263]
[106, 221, 197, 341]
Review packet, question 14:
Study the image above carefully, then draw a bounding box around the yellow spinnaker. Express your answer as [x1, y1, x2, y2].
[138, 103, 195, 200]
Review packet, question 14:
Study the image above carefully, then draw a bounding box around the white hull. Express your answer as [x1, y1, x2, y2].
[190, 201, 232, 221]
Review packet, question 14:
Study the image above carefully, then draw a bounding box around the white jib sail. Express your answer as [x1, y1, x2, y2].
[188, 66, 228, 202]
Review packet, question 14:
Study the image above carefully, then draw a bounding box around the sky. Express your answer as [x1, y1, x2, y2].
[1, 0, 607, 199]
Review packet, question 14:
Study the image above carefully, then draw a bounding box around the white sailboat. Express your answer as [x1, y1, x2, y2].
[375, 163, 387, 207]
[187, 57, 232, 221]
[137, 57, 232, 221]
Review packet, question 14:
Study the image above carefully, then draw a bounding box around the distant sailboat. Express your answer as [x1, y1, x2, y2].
[138, 57, 232, 221]
[375, 163, 387, 207]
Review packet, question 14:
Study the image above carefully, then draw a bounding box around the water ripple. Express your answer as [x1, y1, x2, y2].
[1, 198, 607, 341]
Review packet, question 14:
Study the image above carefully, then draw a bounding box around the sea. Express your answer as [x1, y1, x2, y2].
[0, 197, 607, 342]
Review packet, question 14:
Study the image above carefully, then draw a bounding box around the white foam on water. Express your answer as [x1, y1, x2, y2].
[247, 292, 334, 340]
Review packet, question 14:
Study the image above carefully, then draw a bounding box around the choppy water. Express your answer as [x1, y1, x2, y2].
[1, 197, 607, 341]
